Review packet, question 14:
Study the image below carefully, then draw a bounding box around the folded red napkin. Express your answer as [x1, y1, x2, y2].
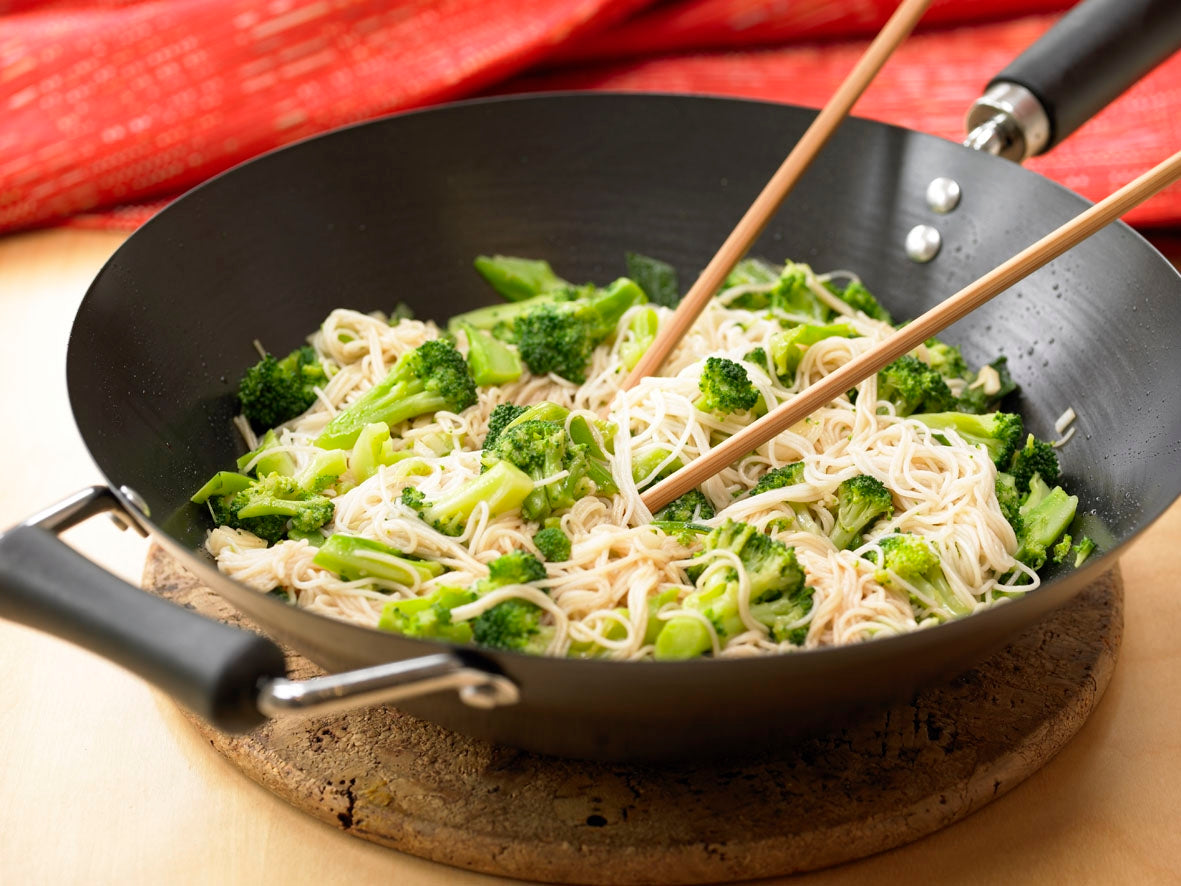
[2, 0, 1177, 234]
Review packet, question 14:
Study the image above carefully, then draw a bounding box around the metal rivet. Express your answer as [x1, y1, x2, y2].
[926, 177, 962, 213]
[459, 675, 520, 709]
[119, 485, 151, 518]
[905, 224, 942, 263]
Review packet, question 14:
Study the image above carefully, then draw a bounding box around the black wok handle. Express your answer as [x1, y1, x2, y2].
[0, 518, 285, 733]
[967, 0, 1181, 160]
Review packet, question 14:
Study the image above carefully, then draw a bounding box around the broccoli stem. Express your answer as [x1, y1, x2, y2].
[461, 323, 523, 386]
[473, 255, 567, 301]
[420, 460, 536, 535]
[191, 471, 253, 504]
[312, 534, 445, 585]
[619, 307, 659, 370]
[237, 428, 296, 477]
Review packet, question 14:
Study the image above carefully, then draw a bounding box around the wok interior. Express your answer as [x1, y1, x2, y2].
[66, 95, 1181, 758]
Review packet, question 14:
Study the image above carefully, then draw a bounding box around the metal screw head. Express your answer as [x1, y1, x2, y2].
[459, 674, 520, 709]
[905, 224, 942, 263]
[119, 485, 151, 517]
[926, 177, 962, 213]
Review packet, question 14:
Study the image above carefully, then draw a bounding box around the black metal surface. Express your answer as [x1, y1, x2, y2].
[60, 93, 1181, 759]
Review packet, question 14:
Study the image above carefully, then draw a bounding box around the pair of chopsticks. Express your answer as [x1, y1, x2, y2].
[624, 0, 1181, 514]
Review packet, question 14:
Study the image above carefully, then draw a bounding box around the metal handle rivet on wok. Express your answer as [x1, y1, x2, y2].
[460, 675, 521, 709]
[118, 485, 151, 518]
[926, 177, 962, 213]
[905, 224, 942, 262]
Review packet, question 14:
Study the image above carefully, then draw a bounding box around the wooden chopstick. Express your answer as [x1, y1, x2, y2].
[621, 0, 934, 391]
[640, 148, 1181, 514]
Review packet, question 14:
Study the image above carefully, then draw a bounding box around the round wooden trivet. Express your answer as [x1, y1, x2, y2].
[143, 545, 1121, 885]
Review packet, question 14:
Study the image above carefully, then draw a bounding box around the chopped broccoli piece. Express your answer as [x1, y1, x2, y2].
[400, 460, 535, 536]
[769, 322, 858, 381]
[315, 339, 477, 449]
[312, 533, 445, 585]
[447, 286, 584, 340]
[877, 355, 956, 416]
[723, 257, 781, 292]
[295, 448, 349, 493]
[995, 471, 1023, 532]
[1052, 533, 1074, 564]
[1007, 434, 1060, 496]
[230, 472, 335, 534]
[910, 411, 1024, 467]
[766, 263, 830, 321]
[514, 278, 647, 382]
[238, 345, 327, 431]
[484, 549, 548, 588]
[191, 471, 253, 504]
[830, 279, 892, 323]
[237, 428, 296, 478]
[625, 252, 681, 308]
[922, 338, 969, 381]
[378, 586, 477, 643]
[830, 475, 893, 550]
[744, 346, 768, 369]
[1073, 536, 1096, 567]
[568, 608, 630, 658]
[654, 520, 810, 660]
[484, 403, 529, 449]
[873, 534, 971, 621]
[695, 356, 760, 415]
[473, 255, 567, 302]
[349, 422, 397, 484]
[653, 489, 715, 524]
[460, 323, 523, 386]
[388, 302, 415, 323]
[747, 462, 819, 534]
[1014, 484, 1078, 571]
[472, 598, 552, 653]
[957, 357, 1018, 414]
[485, 419, 592, 522]
[619, 306, 659, 371]
[632, 447, 679, 489]
[533, 519, 572, 562]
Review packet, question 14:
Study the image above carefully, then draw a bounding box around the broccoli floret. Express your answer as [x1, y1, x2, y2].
[484, 403, 529, 449]
[767, 263, 830, 321]
[191, 471, 253, 504]
[957, 357, 1018, 414]
[769, 323, 858, 381]
[910, 412, 1024, 467]
[223, 472, 335, 536]
[873, 534, 971, 621]
[995, 471, 1023, 532]
[473, 255, 568, 302]
[533, 519, 572, 562]
[1073, 536, 1096, 567]
[1052, 533, 1074, 564]
[877, 355, 956, 416]
[312, 533, 446, 585]
[388, 302, 415, 323]
[625, 252, 681, 308]
[744, 346, 768, 369]
[316, 339, 477, 449]
[514, 278, 646, 382]
[238, 345, 327, 431]
[632, 447, 679, 489]
[720, 257, 781, 307]
[830, 475, 893, 550]
[830, 279, 893, 323]
[619, 306, 659, 371]
[654, 520, 810, 660]
[460, 323, 523, 386]
[653, 489, 715, 524]
[470, 550, 552, 653]
[296, 448, 349, 493]
[485, 419, 592, 522]
[237, 428, 296, 478]
[695, 356, 759, 415]
[377, 586, 478, 644]
[400, 460, 535, 536]
[922, 338, 969, 381]
[1008, 434, 1060, 496]
[746, 463, 819, 534]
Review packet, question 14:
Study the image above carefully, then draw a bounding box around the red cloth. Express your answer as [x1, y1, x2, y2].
[2, 0, 1178, 234]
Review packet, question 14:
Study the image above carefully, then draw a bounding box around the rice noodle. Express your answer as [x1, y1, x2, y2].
[209, 266, 1034, 659]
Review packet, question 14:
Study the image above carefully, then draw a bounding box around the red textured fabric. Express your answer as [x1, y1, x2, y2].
[1, 0, 1178, 234]
[506, 14, 1181, 228]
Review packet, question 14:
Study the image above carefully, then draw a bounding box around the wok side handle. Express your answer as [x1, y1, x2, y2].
[0, 501, 286, 733]
[967, 0, 1181, 160]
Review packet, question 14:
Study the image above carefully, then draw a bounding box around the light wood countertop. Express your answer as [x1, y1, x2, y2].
[1, 227, 1178, 885]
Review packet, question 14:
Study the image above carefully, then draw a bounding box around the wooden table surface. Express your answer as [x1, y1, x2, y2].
[1, 227, 1178, 885]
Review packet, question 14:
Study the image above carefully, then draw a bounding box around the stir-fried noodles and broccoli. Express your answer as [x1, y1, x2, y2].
[193, 254, 1094, 660]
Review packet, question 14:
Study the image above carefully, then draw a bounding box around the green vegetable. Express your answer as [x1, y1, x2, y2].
[695, 356, 760, 415]
[204, 472, 335, 544]
[533, 519, 572, 562]
[877, 355, 956, 416]
[400, 460, 535, 536]
[653, 489, 715, 524]
[872, 534, 970, 621]
[378, 586, 477, 643]
[238, 345, 327, 430]
[191, 471, 253, 504]
[910, 411, 1024, 467]
[956, 357, 1018, 414]
[237, 428, 295, 478]
[830, 475, 893, 550]
[315, 339, 477, 449]
[484, 403, 529, 449]
[769, 322, 858, 381]
[295, 448, 349, 493]
[830, 279, 892, 323]
[1008, 434, 1061, 496]
[313, 534, 445, 585]
[461, 323, 523, 386]
[625, 252, 680, 308]
[747, 462, 818, 534]
[1073, 536, 1096, 567]
[619, 306, 659, 371]
[474, 255, 567, 301]
[654, 520, 811, 660]
[470, 551, 552, 653]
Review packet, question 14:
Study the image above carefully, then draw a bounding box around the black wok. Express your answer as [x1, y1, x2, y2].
[2, 0, 1180, 761]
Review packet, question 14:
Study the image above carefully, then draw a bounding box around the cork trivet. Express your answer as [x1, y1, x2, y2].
[144, 545, 1121, 885]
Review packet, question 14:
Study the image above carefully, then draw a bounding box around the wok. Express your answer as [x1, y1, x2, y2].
[2, 0, 1180, 761]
